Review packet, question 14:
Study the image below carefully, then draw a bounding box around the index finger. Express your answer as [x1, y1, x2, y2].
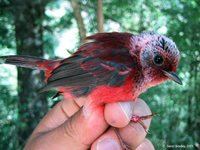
[30, 97, 86, 137]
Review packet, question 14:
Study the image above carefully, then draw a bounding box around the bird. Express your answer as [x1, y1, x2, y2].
[0, 31, 182, 149]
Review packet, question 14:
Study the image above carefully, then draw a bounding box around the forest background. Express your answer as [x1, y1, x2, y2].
[0, 0, 199, 149]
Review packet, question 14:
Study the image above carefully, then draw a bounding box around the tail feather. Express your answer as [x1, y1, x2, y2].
[0, 55, 46, 69]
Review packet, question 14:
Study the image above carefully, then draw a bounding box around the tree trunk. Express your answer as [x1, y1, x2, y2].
[138, 1, 146, 32]
[13, 0, 48, 147]
[97, 0, 104, 32]
[70, 0, 86, 43]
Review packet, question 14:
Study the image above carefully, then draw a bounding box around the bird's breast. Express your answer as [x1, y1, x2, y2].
[89, 78, 135, 105]
[59, 77, 146, 106]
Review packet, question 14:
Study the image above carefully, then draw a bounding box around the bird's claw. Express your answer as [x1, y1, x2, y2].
[113, 114, 157, 150]
[131, 113, 157, 133]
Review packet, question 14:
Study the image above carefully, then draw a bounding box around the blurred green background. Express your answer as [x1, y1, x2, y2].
[0, 0, 199, 149]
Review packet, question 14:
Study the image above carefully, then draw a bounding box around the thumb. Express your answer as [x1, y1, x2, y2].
[25, 98, 108, 150]
[59, 101, 108, 149]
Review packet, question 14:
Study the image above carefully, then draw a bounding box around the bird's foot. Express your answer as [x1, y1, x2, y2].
[131, 113, 157, 133]
[113, 114, 157, 150]
[114, 128, 131, 150]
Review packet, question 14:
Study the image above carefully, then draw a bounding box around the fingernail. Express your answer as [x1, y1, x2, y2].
[119, 101, 134, 120]
[97, 139, 120, 150]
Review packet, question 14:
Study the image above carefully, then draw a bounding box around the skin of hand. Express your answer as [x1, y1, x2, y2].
[23, 98, 155, 150]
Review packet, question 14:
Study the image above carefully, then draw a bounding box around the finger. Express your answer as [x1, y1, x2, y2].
[30, 96, 87, 137]
[136, 139, 155, 150]
[24, 98, 108, 150]
[104, 98, 151, 129]
[104, 101, 134, 127]
[91, 129, 154, 150]
[30, 99, 77, 135]
[91, 99, 152, 150]
[91, 128, 121, 150]
[117, 99, 152, 149]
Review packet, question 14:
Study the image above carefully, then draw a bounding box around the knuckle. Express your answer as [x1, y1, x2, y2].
[63, 118, 76, 138]
[62, 116, 90, 148]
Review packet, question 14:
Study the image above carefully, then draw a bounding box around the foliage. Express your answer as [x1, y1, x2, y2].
[0, 0, 199, 149]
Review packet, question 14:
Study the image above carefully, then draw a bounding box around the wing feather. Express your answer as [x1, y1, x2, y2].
[40, 32, 136, 95]
[40, 56, 131, 92]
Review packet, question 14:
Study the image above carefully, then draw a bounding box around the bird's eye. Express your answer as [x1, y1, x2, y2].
[153, 54, 164, 66]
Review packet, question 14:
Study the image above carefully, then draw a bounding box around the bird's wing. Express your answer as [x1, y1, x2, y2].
[40, 32, 136, 94]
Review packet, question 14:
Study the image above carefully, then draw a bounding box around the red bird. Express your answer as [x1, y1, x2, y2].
[0, 31, 182, 139]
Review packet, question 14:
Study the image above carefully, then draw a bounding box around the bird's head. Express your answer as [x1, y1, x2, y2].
[134, 32, 182, 87]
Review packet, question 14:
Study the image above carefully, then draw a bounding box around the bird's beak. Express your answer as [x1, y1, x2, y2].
[162, 70, 182, 85]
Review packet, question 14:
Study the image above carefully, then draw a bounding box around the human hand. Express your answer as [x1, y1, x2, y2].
[23, 97, 155, 150]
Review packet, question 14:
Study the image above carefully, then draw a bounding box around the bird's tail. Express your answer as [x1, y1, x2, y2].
[0, 55, 60, 70]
